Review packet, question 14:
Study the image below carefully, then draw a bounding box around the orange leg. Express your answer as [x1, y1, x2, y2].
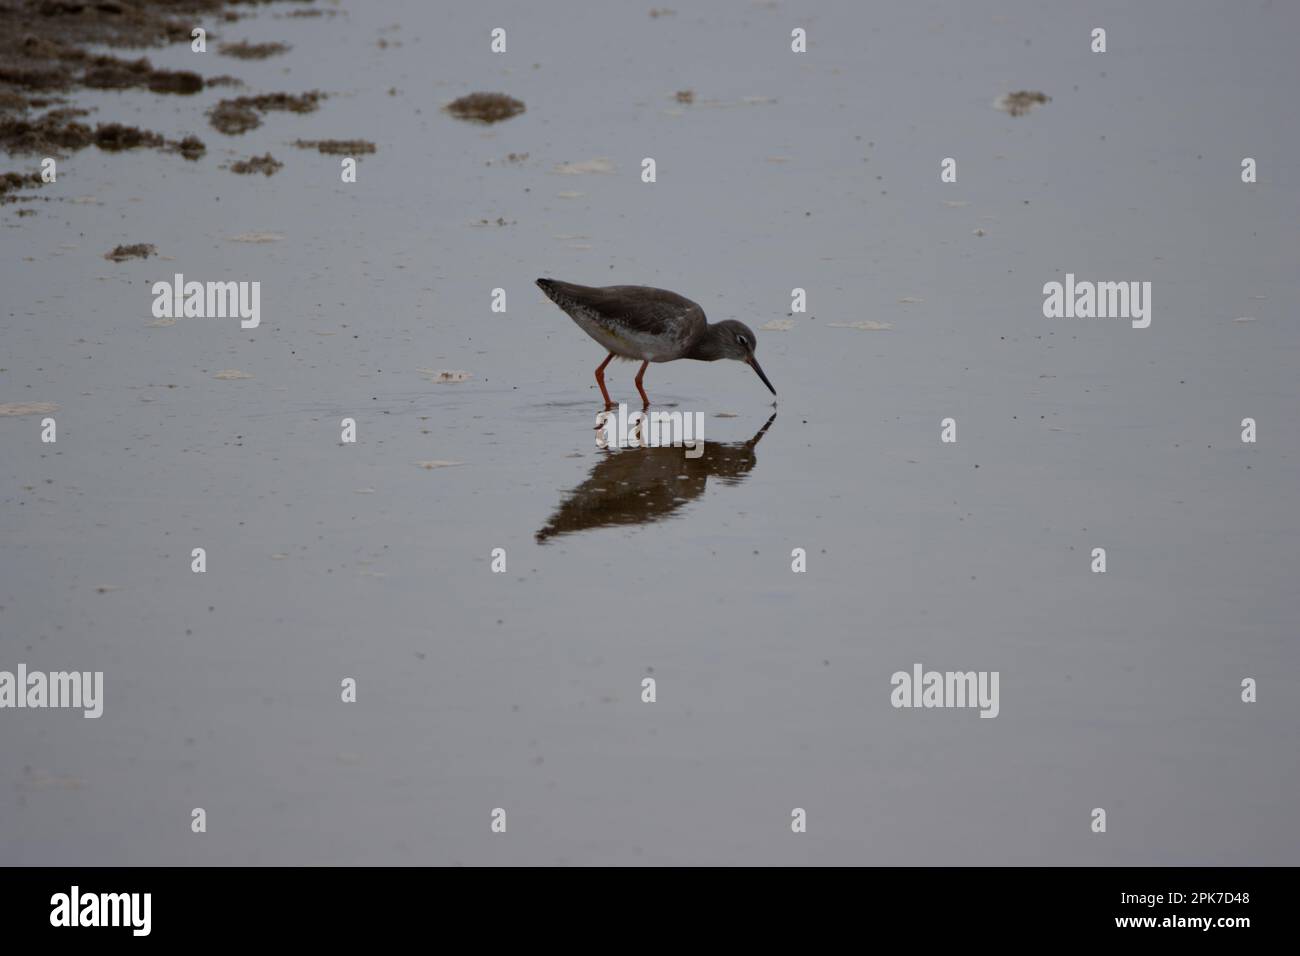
[634, 360, 650, 409]
[595, 352, 615, 409]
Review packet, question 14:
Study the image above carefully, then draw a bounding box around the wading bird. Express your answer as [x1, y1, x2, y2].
[536, 278, 777, 408]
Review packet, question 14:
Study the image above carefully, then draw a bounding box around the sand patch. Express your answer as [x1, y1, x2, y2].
[418, 369, 472, 383]
[0, 402, 60, 416]
[554, 158, 615, 175]
[228, 232, 284, 243]
[829, 320, 893, 331]
[294, 139, 376, 155]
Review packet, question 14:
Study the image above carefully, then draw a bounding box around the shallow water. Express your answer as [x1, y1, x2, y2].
[2, 0, 1298, 865]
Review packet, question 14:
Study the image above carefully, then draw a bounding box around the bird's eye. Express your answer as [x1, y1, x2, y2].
[737, 335, 748, 348]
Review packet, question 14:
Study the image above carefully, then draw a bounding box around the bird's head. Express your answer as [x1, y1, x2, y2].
[711, 319, 776, 396]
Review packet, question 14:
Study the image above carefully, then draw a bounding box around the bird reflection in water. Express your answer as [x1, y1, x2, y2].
[535, 413, 776, 543]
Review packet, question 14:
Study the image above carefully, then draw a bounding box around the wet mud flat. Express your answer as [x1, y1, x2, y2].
[0, 0, 326, 207]
[0, 0, 220, 114]
[2, 0, 1296, 870]
[1, 2, 498, 212]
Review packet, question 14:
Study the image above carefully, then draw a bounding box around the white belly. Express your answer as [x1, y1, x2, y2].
[571, 309, 664, 361]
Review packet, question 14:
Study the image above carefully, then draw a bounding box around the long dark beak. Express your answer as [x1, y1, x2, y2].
[747, 356, 776, 396]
